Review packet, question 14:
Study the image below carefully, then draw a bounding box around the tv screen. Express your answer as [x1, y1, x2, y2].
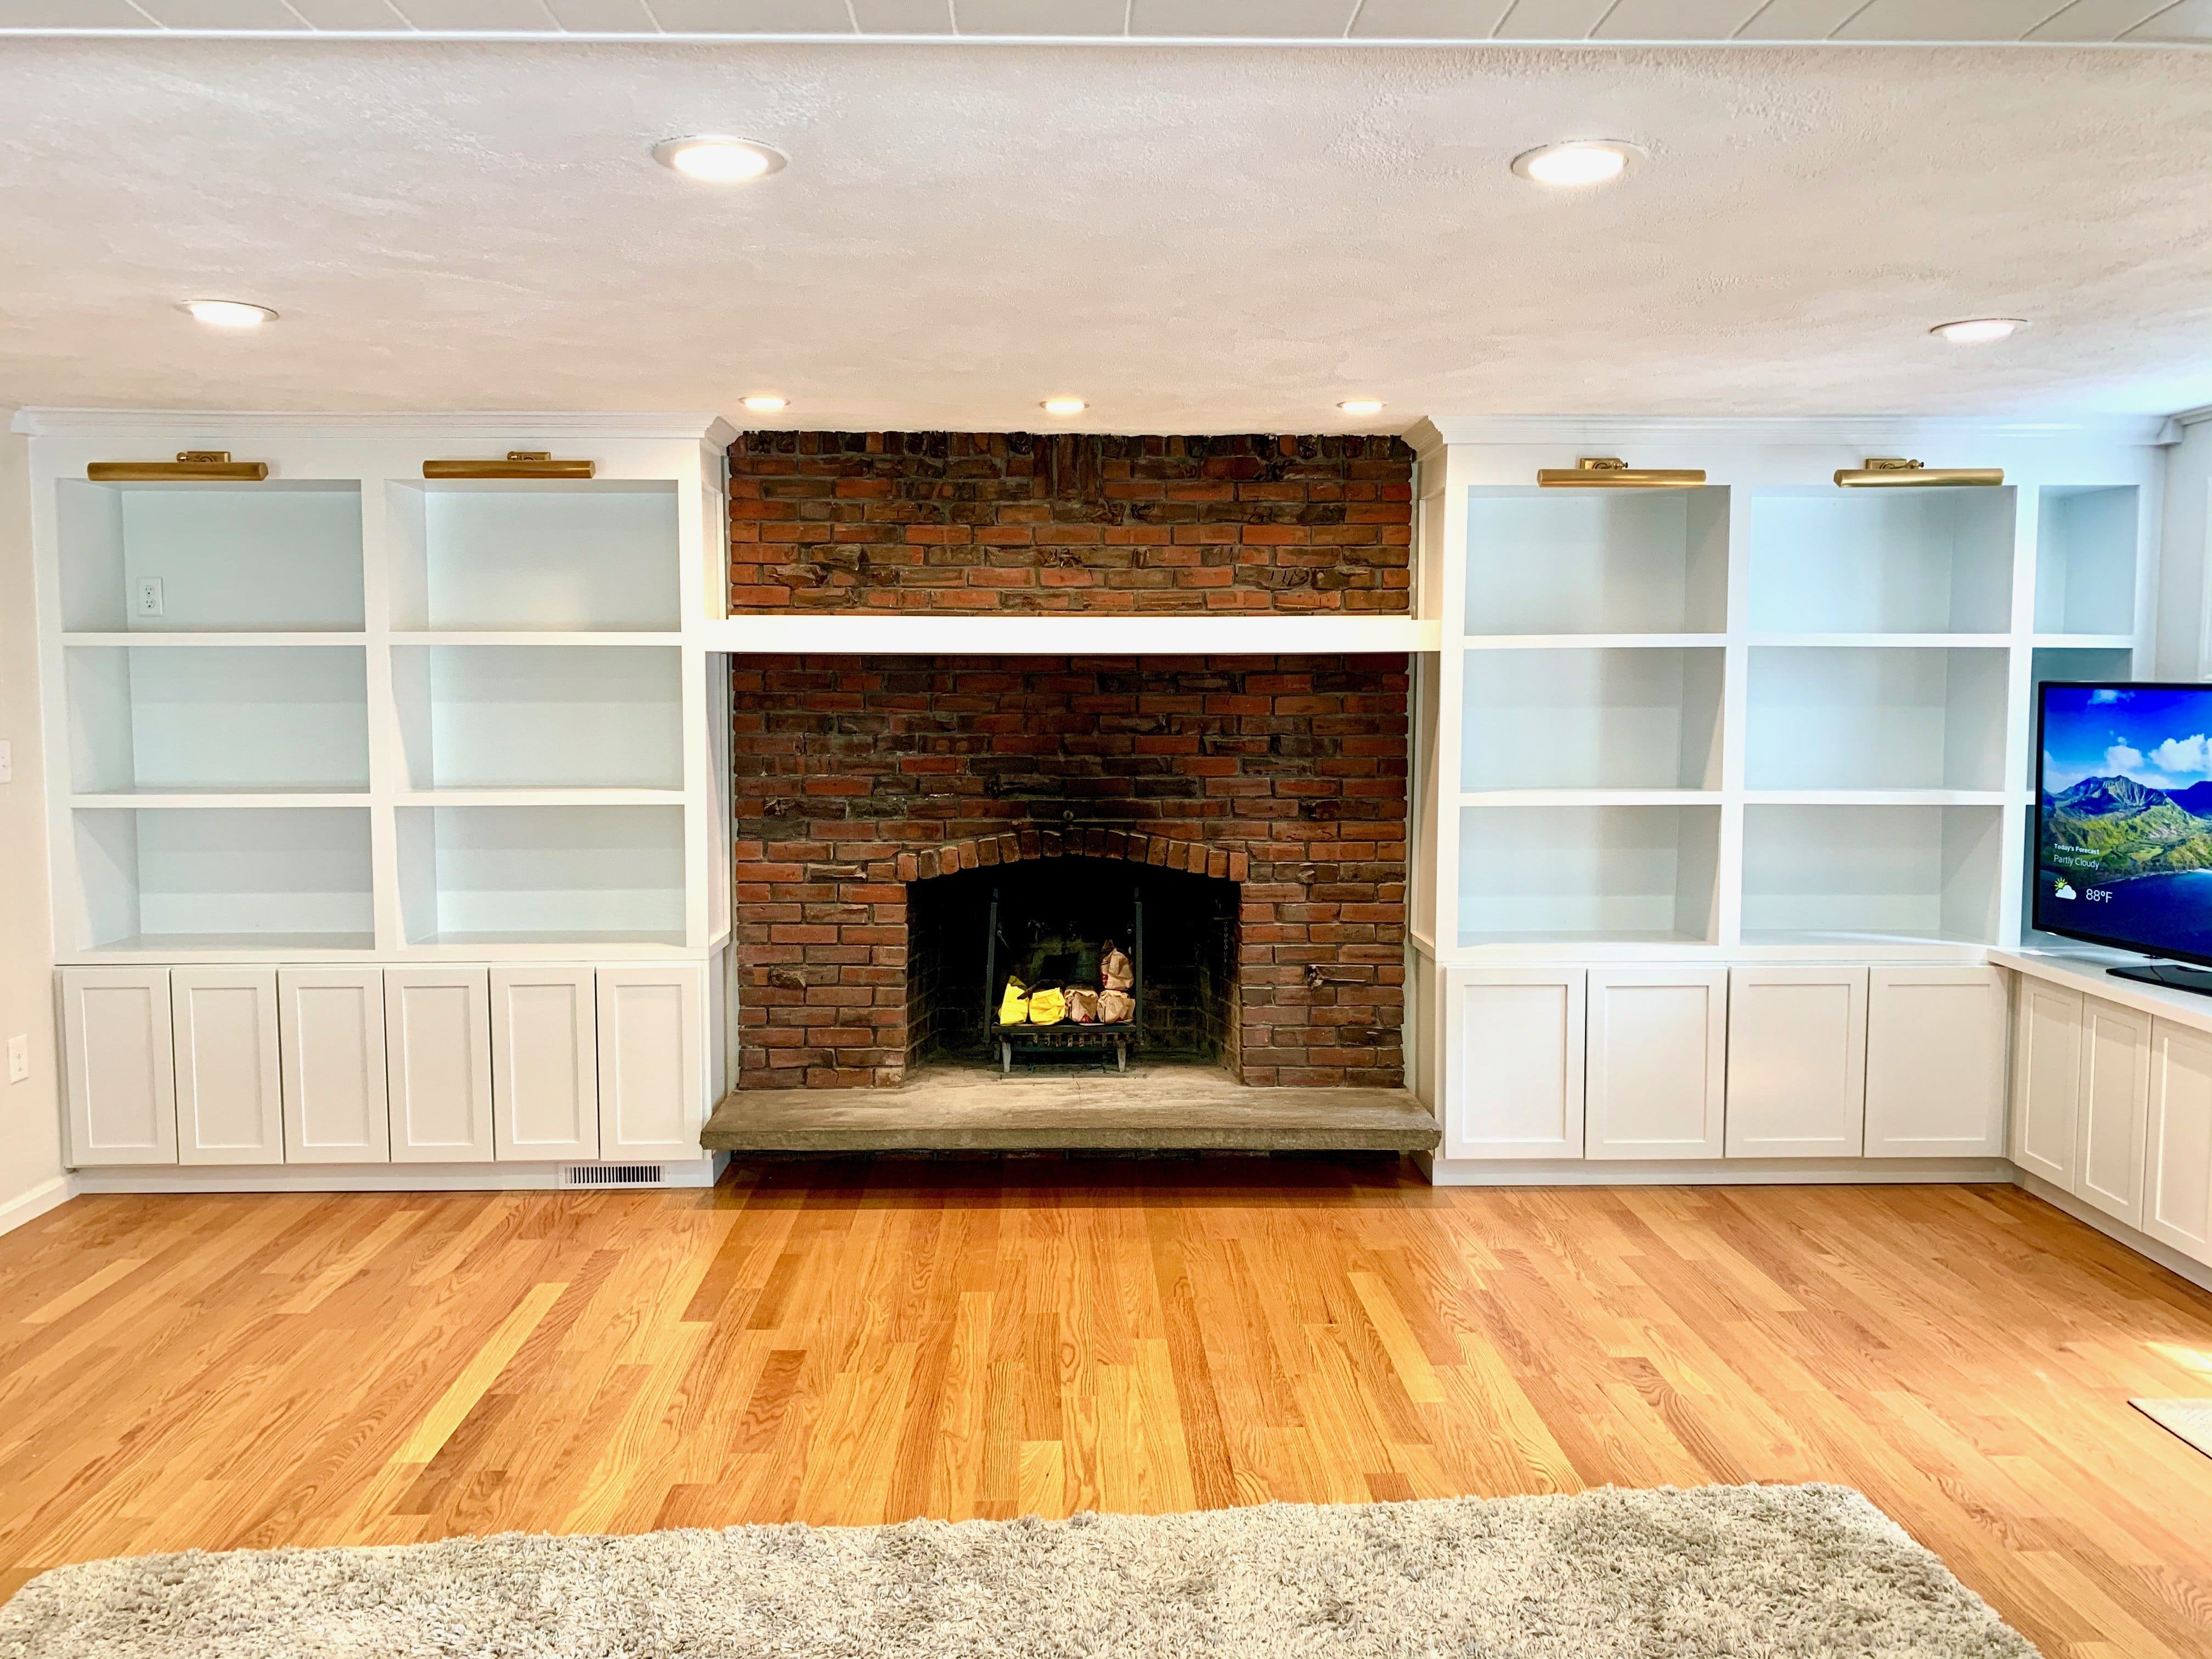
[2038, 681, 2212, 964]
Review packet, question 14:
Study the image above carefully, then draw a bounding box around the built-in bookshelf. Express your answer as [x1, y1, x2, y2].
[1415, 420, 2159, 961]
[27, 416, 733, 963]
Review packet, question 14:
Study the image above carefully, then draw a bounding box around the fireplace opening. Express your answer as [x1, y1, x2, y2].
[908, 856, 1239, 1074]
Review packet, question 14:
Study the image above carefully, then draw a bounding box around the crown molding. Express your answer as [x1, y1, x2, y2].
[1404, 414, 2172, 454]
[9, 408, 736, 445]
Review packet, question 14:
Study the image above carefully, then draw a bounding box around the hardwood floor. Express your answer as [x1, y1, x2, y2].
[4, 1160, 2211, 1656]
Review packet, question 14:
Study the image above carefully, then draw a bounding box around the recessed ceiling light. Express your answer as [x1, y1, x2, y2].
[1337, 399, 1385, 416]
[1931, 317, 2024, 345]
[1510, 140, 1641, 188]
[180, 299, 276, 328]
[1040, 397, 1087, 417]
[652, 136, 787, 183]
[741, 394, 789, 413]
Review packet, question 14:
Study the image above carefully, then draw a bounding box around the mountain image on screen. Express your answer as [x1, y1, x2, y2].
[2043, 776, 2212, 877]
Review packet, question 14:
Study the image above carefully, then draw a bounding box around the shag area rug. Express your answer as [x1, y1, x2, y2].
[0, 1483, 2037, 1658]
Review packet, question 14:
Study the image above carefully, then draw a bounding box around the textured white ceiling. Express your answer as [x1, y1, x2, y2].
[2, 38, 2210, 426]
[5, 0, 2212, 44]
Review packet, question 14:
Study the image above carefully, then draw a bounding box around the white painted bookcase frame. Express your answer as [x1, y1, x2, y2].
[1403, 416, 2170, 1194]
[18, 410, 739, 1189]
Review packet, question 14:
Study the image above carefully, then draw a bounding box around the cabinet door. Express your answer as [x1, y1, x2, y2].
[1864, 966, 2009, 1158]
[2008, 978, 2082, 1187]
[279, 968, 390, 1164]
[172, 968, 283, 1166]
[1442, 969, 1585, 1160]
[492, 967, 599, 1162]
[60, 967, 177, 1167]
[596, 964, 705, 1163]
[2075, 999, 2152, 1227]
[1724, 966, 1867, 1158]
[1585, 969, 1726, 1161]
[2143, 1019, 2212, 1263]
[385, 968, 494, 1164]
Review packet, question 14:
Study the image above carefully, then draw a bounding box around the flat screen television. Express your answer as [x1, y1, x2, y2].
[2037, 680, 2212, 995]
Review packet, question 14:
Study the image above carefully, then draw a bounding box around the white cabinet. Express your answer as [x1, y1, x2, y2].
[279, 967, 390, 1163]
[385, 968, 494, 1163]
[2143, 1019, 2212, 1263]
[171, 968, 283, 1165]
[1442, 968, 1585, 1160]
[1585, 968, 1726, 1160]
[491, 966, 599, 1161]
[2008, 978, 2082, 1186]
[2075, 998, 2152, 1228]
[596, 963, 706, 1163]
[60, 967, 177, 1166]
[1724, 966, 1867, 1158]
[1864, 966, 2008, 1158]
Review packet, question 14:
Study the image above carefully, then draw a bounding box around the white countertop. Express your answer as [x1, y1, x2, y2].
[1990, 945, 2212, 1034]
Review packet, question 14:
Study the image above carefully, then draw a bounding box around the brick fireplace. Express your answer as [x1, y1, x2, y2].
[724, 428, 1418, 1112]
[731, 656, 1410, 1090]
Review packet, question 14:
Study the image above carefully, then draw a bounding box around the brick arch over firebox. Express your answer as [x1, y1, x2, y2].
[895, 827, 1249, 887]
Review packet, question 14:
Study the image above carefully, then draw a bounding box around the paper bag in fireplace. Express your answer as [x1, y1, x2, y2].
[1100, 941, 1133, 993]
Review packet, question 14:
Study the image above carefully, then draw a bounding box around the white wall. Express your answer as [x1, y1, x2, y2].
[2158, 414, 2212, 681]
[0, 427, 68, 1233]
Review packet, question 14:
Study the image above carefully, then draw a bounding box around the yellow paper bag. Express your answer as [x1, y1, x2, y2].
[998, 978, 1030, 1024]
[1028, 986, 1067, 1026]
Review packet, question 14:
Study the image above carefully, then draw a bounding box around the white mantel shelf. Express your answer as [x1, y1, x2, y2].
[703, 614, 1442, 656]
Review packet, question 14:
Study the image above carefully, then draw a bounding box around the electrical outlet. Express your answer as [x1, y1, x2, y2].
[0, 739, 10, 784]
[133, 576, 165, 618]
[5, 1036, 26, 1086]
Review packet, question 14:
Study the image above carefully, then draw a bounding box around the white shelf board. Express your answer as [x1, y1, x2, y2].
[1741, 633, 2011, 649]
[703, 614, 1443, 654]
[1740, 927, 1997, 949]
[71, 791, 373, 808]
[1460, 633, 1726, 651]
[1457, 789, 1723, 807]
[389, 631, 687, 647]
[408, 928, 689, 949]
[1742, 789, 2012, 806]
[393, 788, 687, 807]
[70, 930, 378, 957]
[61, 631, 369, 648]
[2027, 634, 2138, 651]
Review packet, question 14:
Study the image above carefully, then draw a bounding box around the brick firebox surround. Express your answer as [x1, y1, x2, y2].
[727, 432, 1413, 614]
[731, 656, 1409, 1090]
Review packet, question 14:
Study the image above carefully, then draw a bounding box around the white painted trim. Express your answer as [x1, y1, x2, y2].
[704, 614, 1442, 654]
[2017, 1170, 2212, 1294]
[0, 1174, 79, 1237]
[0, 30, 2203, 50]
[10, 409, 737, 445]
[1421, 1154, 2010, 1185]
[1407, 415, 2171, 449]
[69, 1157, 719, 1193]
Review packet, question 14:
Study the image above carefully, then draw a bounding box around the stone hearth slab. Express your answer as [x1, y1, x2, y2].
[702, 1066, 1440, 1154]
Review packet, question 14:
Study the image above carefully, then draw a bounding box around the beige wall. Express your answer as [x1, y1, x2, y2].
[0, 426, 66, 1232]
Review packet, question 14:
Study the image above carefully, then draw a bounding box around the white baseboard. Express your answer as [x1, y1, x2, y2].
[2013, 1171, 2212, 1294]
[0, 1172, 78, 1237]
[1421, 1155, 2012, 1187]
[70, 1156, 720, 1194]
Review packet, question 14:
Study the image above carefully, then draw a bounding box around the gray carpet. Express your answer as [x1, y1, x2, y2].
[0, 1483, 2037, 1658]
